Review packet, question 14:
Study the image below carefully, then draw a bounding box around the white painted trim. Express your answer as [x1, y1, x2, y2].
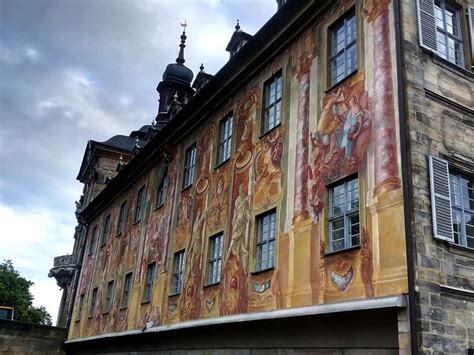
[65, 294, 407, 344]
[439, 284, 474, 297]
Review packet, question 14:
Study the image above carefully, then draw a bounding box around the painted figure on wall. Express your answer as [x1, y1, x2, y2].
[180, 208, 206, 320]
[309, 75, 371, 219]
[253, 129, 284, 210]
[221, 184, 251, 315]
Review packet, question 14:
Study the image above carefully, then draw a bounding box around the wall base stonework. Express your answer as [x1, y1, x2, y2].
[0, 320, 66, 355]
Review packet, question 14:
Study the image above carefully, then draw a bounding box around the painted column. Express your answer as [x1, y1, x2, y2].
[293, 55, 312, 222]
[365, 0, 401, 195]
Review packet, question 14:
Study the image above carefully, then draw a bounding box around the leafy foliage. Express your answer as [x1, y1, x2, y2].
[0, 260, 52, 325]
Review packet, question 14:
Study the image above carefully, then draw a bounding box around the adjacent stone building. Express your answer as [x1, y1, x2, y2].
[50, 0, 473, 353]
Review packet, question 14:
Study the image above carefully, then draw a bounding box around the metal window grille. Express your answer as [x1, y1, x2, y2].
[208, 234, 223, 284]
[218, 114, 233, 164]
[329, 178, 360, 252]
[330, 10, 357, 86]
[262, 73, 282, 134]
[256, 209, 277, 271]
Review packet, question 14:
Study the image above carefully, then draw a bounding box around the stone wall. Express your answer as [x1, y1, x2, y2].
[0, 320, 66, 355]
[400, 0, 474, 353]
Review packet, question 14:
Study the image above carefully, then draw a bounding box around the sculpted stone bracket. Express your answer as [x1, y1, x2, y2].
[49, 254, 78, 289]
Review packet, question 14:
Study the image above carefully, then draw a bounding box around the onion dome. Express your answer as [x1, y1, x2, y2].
[162, 29, 194, 84]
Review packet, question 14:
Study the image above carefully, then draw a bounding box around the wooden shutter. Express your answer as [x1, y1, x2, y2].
[429, 155, 454, 242]
[416, 0, 438, 52]
[469, 6, 474, 67]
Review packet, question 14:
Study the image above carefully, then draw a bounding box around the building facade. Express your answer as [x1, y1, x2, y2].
[52, 0, 474, 353]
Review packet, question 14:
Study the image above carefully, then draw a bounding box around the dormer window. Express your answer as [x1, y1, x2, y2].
[226, 21, 253, 59]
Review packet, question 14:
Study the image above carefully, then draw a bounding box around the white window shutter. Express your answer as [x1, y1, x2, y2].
[416, 0, 438, 52]
[469, 6, 474, 67]
[429, 155, 454, 242]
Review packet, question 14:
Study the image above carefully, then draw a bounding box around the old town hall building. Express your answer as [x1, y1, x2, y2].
[49, 0, 474, 353]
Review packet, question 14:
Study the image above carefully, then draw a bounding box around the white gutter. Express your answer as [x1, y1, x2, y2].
[65, 294, 406, 344]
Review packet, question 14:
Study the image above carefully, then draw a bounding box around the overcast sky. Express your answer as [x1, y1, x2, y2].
[0, 0, 275, 324]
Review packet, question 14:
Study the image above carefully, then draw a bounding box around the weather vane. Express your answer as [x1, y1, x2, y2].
[180, 19, 187, 31]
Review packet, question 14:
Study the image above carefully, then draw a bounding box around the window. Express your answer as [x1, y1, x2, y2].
[450, 173, 474, 248]
[256, 209, 277, 271]
[417, 0, 472, 69]
[121, 272, 133, 308]
[329, 9, 357, 86]
[88, 226, 98, 255]
[134, 185, 146, 222]
[208, 233, 223, 284]
[100, 214, 111, 246]
[262, 72, 282, 134]
[183, 144, 196, 189]
[143, 263, 156, 303]
[156, 167, 168, 208]
[89, 287, 98, 317]
[104, 280, 114, 313]
[172, 251, 185, 294]
[218, 113, 233, 164]
[429, 156, 474, 248]
[117, 201, 128, 235]
[434, 0, 464, 66]
[328, 177, 360, 252]
[77, 294, 84, 321]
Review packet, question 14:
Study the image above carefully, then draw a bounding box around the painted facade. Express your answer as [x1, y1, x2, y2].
[58, 0, 474, 353]
[68, 0, 408, 342]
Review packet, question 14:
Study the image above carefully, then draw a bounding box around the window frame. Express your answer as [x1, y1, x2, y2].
[434, 0, 465, 67]
[156, 167, 168, 208]
[261, 71, 283, 135]
[255, 209, 277, 272]
[76, 294, 84, 322]
[172, 250, 185, 295]
[120, 272, 133, 309]
[100, 213, 111, 246]
[328, 8, 357, 87]
[328, 177, 360, 253]
[116, 200, 128, 235]
[207, 233, 224, 285]
[89, 287, 98, 318]
[88, 226, 98, 255]
[134, 185, 146, 223]
[182, 144, 197, 189]
[104, 280, 114, 314]
[142, 262, 156, 303]
[449, 172, 474, 249]
[217, 113, 233, 165]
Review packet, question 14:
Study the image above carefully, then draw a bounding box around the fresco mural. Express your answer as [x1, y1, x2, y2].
[69, 0, 408, 340]
[309, 73, 372, 220]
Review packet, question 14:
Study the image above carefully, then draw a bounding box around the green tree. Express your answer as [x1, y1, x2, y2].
[0, 260, 52, 325]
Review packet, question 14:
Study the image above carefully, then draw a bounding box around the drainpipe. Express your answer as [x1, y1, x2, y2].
[393, 0, 418, 353]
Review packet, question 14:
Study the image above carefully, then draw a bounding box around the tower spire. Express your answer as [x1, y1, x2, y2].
[176, 20, 187, 64]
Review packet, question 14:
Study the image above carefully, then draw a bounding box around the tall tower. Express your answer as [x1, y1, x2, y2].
[155, 25, 195, 128]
